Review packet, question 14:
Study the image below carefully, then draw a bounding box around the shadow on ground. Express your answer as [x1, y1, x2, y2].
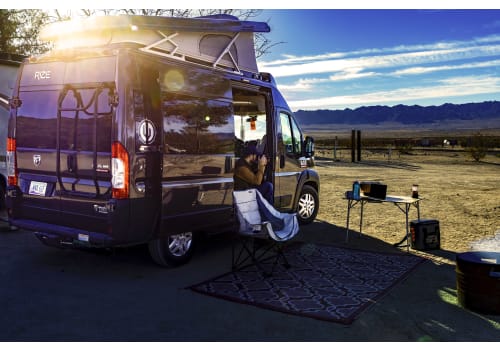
[289, 219, 500, 341]
[1, 216, 499, 341]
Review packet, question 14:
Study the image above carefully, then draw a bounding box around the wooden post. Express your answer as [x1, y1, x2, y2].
[351, 130, 356, 162]
[333, 136, 338, 161]
[357, 130, 362, 162]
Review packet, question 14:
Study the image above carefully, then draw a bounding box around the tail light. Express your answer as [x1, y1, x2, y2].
[7, 137, 17, 186]
[111, 141, 129, 199]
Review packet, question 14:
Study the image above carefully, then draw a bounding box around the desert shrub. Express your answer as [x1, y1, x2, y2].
[466, 132, 487, 162]
[396, 143, 413, 155]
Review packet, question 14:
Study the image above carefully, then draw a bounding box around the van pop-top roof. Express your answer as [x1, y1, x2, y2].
[40, 14, 270, 74]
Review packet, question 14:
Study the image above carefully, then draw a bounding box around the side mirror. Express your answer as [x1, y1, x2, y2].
[304, 136, 315, 157]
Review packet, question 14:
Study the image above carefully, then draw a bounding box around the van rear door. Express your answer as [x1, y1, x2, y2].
[54, 83, 114, 231]
[13, 57, 116, 234]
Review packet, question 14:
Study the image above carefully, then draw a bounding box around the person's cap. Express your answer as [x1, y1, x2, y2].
[243, 144, 261, 157]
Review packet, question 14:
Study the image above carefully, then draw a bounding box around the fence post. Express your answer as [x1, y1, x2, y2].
[333, 136, 338, 161]
[357, 130, 362, 162]
[351, 130, 356, 162]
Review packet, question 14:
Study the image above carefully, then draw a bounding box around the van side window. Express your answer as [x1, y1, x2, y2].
[159, 66, 233, 155]
[279, 112, 302, 156]
[232, 90, 268, 157]
[162, 94, 233, 154]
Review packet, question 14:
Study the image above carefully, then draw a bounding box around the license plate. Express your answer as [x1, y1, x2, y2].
[29, 181, 47, 196]
[78, 234, 89, 242]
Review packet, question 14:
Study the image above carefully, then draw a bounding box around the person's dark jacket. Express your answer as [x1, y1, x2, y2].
[233, 157, 265, 190]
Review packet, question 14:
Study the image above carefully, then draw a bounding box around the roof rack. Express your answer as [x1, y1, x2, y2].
[40, 15, 270, 74]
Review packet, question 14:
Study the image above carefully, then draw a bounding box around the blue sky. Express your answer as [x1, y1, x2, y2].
[17, 2, 500, 111]
[253, 9, 500, 111]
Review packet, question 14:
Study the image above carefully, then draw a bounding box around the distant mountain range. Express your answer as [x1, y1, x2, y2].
[294, 101, 500, 128]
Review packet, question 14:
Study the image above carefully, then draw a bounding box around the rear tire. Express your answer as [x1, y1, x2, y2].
[148, 231, 195, 267]
[296, 185, 319, 225]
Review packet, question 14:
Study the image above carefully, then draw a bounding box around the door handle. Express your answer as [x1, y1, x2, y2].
[225, 155, 233, 173]
[67, 154, 77, 173]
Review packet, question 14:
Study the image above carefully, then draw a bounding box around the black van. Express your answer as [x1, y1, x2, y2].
[6, 15, 319, 266]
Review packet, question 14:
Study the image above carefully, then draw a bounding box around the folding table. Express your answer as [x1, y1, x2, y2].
[345, 194, 422, 250]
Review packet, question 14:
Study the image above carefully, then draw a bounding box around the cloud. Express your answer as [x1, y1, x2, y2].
[328, 69, 378, 81]
[286, 75, 500, 110]
[279, 70, 379, 91]
[278, 58, 500, 95]
[260, 44, 500, 78]
[263, 34, 500, 110]
[391, 59, 500, 76]
[260, 34, 500, 66]
[278, 79, 317, 92]
[258, 34, 500, 81]
[260, 52, 347, 66]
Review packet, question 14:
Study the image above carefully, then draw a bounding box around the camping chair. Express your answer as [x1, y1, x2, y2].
[232, 189, 299, 276]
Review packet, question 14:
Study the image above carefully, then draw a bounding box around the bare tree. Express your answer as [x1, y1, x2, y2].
[0, 9, 51, 55]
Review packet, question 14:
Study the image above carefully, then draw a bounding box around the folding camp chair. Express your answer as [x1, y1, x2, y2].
[232, 189, 299, 276]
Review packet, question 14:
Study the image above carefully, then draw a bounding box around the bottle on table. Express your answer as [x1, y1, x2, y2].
[353, 181, 361, 200]
[412, 184, 419, 199]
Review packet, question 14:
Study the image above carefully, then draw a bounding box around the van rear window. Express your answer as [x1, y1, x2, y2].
[16, 87, 112, 152]
[17, 90, 58, 149]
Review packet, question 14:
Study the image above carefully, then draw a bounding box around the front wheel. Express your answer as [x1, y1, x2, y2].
[296, 185, 319, 225]
[148, 231, 195, 267]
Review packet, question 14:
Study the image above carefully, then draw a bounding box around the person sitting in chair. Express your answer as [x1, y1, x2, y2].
[234, 144, 274, 204]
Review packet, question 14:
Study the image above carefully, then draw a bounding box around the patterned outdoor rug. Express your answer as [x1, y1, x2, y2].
[189, 243, 426, 324]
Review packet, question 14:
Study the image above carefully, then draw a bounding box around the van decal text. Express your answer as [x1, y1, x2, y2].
[34, 71, 51, 80]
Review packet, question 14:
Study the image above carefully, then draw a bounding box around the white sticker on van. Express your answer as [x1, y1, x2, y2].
[138, 119, 156, 145]
[97, 163, 110, 172]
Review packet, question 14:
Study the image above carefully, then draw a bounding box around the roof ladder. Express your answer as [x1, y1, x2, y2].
[139, 31, 183, 59]
[139, 30, 243, 74]
[213, 32, 241, 74]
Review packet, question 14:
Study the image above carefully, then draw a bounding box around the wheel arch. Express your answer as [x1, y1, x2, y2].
[293, 169, 320, 209]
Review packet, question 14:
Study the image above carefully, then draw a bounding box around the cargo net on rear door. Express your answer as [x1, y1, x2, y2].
[56, 83, 115, 198]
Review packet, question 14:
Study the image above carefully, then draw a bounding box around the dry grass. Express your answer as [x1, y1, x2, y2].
[313, 149, 500, 253]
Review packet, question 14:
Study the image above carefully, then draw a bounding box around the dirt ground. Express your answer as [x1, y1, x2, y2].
[313, 148, 500, 255]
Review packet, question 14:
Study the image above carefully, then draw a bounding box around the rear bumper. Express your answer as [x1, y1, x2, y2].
[10, 219, 115, 248]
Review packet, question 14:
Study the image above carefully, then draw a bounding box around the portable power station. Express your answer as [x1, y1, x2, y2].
[410, 219, 440, 250]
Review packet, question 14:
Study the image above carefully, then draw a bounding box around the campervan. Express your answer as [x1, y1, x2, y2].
[6, 15, 320, 266]
[0, 53, 24, 210]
